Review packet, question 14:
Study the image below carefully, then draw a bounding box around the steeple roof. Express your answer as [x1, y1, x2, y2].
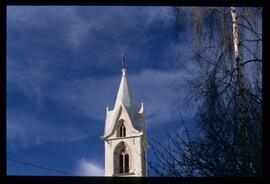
[114, 69, 136, 109]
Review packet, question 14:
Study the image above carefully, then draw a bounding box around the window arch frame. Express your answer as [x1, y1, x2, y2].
[113, 141, 131, 175]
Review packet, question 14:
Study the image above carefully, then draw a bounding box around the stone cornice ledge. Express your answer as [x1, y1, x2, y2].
[101, 132, 143, 141]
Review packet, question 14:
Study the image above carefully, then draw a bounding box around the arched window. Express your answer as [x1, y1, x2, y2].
[113, 142, 131, 175]
[119, 149, 129, 173]
[119, 124, 126, 137]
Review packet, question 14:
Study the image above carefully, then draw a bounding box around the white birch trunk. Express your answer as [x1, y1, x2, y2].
[231, 7, 250, 151]
[231, 7, 240, 64]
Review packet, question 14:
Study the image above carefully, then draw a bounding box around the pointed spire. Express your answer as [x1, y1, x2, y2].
[114, 54, 135, 109]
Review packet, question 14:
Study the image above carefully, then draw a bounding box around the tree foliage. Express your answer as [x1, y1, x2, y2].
[149, 7, 262, 176]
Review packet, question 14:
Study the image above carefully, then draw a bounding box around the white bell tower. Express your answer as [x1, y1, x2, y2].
[101, 55, 147, 177]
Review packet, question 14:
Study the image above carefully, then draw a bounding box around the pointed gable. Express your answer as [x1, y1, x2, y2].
[103, 103, 141, 138]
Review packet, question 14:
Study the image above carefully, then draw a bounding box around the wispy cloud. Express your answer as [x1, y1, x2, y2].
[7, 110, 93, 148]
[8, 56, 196, 130]
[76, 158, 103, 176]
[7, 66, 196, 148]
[7, 6, 197, 148]
[7, 6, 175, 49]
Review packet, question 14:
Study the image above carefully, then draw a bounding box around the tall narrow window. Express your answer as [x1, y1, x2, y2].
[119, 150, 129, 173]
[119, 124, 126, 137]
[123, 125, 126, 137]
[119, 154, 123, 173]
[124, 154, 129, 172]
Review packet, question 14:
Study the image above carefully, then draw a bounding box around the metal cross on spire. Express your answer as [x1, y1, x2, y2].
[121, 53, 126, 69]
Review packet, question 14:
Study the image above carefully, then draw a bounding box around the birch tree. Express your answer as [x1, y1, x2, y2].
[149, 7, 262, 176]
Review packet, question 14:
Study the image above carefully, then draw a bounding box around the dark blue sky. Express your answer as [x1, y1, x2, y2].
[7, 6, 197, 176]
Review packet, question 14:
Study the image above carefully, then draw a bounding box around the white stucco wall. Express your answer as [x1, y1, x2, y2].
[104, 135, 145, 176]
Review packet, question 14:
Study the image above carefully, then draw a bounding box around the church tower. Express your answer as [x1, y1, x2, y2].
[101, 55, 147, 177]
